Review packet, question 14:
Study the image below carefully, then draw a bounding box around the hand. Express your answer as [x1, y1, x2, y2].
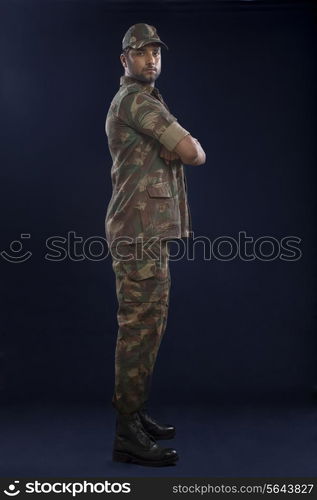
[160, 145, 181, 165]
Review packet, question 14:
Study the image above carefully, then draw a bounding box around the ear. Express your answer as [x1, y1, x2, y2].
[120, 53, 127, 68]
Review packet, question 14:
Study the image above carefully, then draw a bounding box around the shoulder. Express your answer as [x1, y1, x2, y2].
[124, 90, 166, 120]
[109, 84, 151, 118]
[115, 83, 143, 106]
[118, 90, 162, 127]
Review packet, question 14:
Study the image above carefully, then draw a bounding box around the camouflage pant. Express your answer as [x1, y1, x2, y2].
[111, 240, 171, 415]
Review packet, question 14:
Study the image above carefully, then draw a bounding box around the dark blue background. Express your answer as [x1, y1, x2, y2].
[1, 0, 316, 404]
[1, 0, 317, 478]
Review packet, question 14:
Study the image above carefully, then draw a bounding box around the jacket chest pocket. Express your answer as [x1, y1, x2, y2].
[146, 181, 172, 198]
[140, 181, 179, 232]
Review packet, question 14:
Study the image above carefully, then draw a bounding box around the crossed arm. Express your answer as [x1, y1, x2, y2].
[123, 92, 206, 167]
[160, 135, 206, 166]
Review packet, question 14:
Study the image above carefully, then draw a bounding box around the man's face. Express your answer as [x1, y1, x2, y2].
[120, 43, 161, 85]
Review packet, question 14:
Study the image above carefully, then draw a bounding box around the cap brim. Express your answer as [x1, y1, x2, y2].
[134, 38, 169, 50]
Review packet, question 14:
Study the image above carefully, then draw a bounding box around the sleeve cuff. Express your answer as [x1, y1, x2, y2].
[159, 121, 190, 152]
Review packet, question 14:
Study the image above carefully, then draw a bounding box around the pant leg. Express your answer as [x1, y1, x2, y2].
[111, 240, 171, 414]
[142, 244, 171, 409]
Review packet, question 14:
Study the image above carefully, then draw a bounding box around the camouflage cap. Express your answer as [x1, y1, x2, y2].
[122, 23, 169, 51]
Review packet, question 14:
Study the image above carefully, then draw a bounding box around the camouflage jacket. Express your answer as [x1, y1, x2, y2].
[105, 75, 192, 246]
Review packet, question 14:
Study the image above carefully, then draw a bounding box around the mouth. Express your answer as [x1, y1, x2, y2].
[144, 68, 156, 73]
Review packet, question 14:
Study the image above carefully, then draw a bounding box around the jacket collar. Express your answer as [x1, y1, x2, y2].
[119, 75, 162, 100]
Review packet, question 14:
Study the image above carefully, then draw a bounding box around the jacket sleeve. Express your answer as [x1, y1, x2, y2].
[120, 91, 190, 151]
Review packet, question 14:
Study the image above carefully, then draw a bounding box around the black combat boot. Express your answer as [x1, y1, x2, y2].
[113, 411, 178, 466]
[138, 407, 176, 440]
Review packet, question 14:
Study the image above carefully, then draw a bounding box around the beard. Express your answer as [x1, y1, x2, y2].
[134, 67, 161, 84]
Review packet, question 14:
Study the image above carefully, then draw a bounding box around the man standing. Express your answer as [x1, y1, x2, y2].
[105, 23, 206, 467]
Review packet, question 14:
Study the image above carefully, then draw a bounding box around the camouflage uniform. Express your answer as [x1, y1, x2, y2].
[111, 240, 171, 414]
[105, 75, 192, 245]
[105, 24, 193, 414]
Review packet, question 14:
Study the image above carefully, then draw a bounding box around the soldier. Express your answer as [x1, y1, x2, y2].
[105, 23, 206, 467]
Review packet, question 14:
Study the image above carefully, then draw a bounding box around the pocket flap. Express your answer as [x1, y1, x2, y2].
[127, 261, 157, 281]
[146, 181, 172, 198]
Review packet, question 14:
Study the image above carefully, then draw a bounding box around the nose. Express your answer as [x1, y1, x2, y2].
[145, 53, 155, 66]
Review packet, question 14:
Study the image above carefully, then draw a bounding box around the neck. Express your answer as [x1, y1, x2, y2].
[124, 73, 155, 88]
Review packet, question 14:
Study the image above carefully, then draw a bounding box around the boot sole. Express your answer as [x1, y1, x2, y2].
[113, 450, 179, 467]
